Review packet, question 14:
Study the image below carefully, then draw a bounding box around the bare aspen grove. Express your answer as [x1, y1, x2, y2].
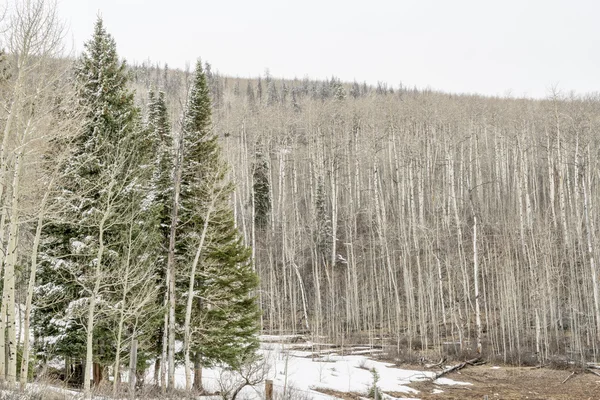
[133, 65, 600, 366]
[2, 1, 600, 397]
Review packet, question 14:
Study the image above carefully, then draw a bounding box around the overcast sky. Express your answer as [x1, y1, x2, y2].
[55, 0, 600, 98]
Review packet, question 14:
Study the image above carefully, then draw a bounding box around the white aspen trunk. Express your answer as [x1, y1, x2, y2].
[3, 151, 25, 386]
[546, 129, 557, 228]
[112, 220, 134, 397]
[292, 263, 310, 331]
[0, 83, 22, 384]
[112, 310, 125, 397]
[436, 255, 447, 326]
[573, 136, 581, 237]
[0, 69, 23, 213]
[554, 103, 569, 244]
[160, 274, 169, 390]
[330, 160, 338, 277]
[167, 146, 182, 390]
[516, 139, 526, 247]
[277, 151, 288, 332]
[0, 272, 5, 381]
[128, 339, 137, 400]
[84, 209, 108, 399]
[19, 175, 53, 389]
[493, 130, 502, 208]
[329, 160, 338, 338]
[183, 188, 219, 391]
[470, 193, 482, 355]
[251, 172, 256, 266]
[473, 212, 482, 354]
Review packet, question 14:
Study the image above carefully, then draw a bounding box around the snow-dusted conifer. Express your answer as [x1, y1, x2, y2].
[36, 17, 157, 398]
[145, 89, 175, 386]
[177, 60, 260, 390]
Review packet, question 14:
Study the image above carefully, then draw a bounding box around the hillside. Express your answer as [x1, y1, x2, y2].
[131, 62, 600, 365]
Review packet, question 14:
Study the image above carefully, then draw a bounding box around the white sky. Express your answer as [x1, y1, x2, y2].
[55, 0, 600, 98]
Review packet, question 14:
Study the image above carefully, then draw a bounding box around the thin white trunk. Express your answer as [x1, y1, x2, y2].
[160, 269, 169, 390]
[20, 176, 53, 388]
[83, 209, 108, 399]
[471, 195, 482, 354]
[3, 152, 24, 385]
[0, 80, 22, 384]
[167, 146, 182, 390]
[183, 182, 221, 391]
[112, 221, 134, 397]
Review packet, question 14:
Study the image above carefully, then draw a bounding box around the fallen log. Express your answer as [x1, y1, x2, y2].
[586, 368, 600, 378]
[431, 357, 482, 381]
[424, 357, 447, 369]
[561, 371, 575, 384]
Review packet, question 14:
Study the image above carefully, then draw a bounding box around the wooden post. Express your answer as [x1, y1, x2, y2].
[265, 379, 273, 400]
[129, 339, 137, 400]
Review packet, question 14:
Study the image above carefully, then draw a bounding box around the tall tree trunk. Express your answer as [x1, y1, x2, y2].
[0, 89, 22, 384]
[84, 209, 108, 399]
[3, 152, 24, 385]
[160, 271, 169, 391]
[20, 176, 53, 389]
[184, 192, 218, 391]
[193, 356, 202, 392]
[470, 194, 482, 354]
[112, 220, 134, 397]
[167, 146, 182, 390]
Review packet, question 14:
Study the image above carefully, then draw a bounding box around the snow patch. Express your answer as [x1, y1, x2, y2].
[434, 377, 472, 386]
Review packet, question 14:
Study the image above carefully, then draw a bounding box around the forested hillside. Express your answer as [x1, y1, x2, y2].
[131, 62, 600, 365]
[1, 0, 600, 398]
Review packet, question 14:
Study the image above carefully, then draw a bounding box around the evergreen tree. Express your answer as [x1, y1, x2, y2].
[330, 77, 346, 100]
[246, 81, 255, 105]
[281, 82, 288, 103]
[0, 48, 10, 83]
[148, 90, 173, 240]
[315, 175, 332, 263]
[36, 18, 157, 394]
[267, 80, 278, 106]
[350, 80, 361, 98]
[256, 76, 263, 103]
[291, 88, 301, 112]
[252, 151, 271, 230]
[319, 80, 331, 100]
[145, 89, 174, 381]
[178, 60, 260, 387]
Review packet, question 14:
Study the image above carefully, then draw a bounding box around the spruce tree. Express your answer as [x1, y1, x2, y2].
[36, 18, 157, 395]
[267, 80, 279, 106]
[316, 175, 332, 263]
[256, 76, 263, 103]
[145, 89, 174, 384]
[148, 90, 173, 231]
[178, 60, 260, 389]
[253, 151, 271, 230]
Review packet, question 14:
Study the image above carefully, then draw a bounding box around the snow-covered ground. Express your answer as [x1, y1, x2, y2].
[144, 336, 471, 400]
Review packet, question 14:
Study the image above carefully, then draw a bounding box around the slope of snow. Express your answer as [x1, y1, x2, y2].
[145, 339, 471, 399]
